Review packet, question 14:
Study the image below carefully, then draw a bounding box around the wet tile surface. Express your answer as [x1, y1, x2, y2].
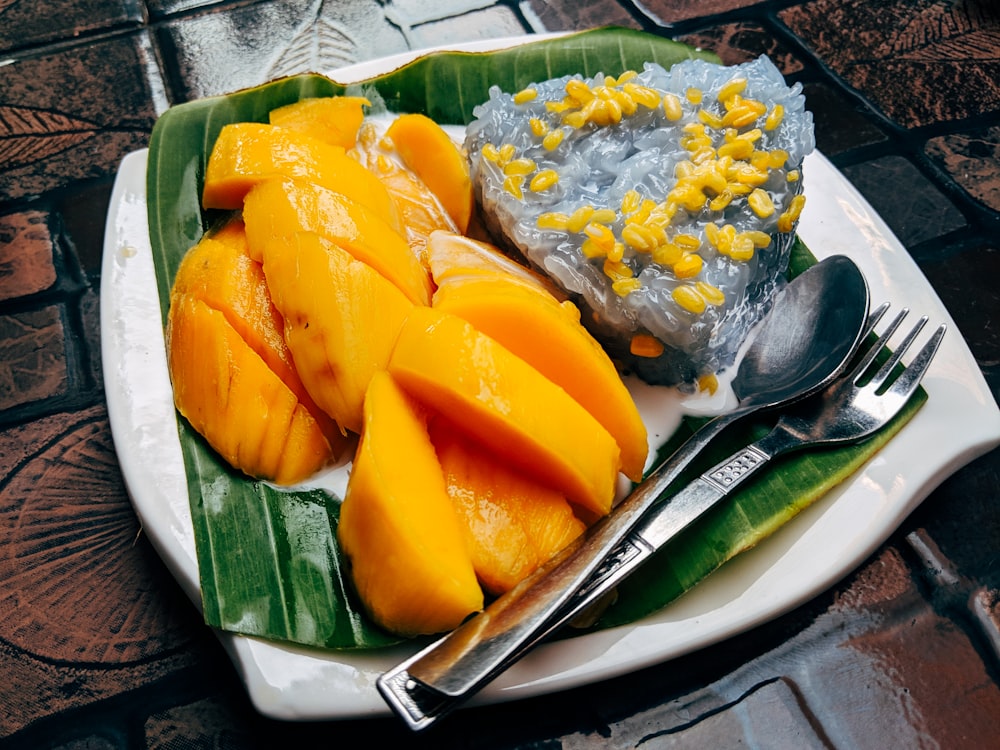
[1, 1, 998, 748]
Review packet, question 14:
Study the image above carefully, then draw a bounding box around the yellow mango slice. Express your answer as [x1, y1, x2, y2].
[243, 177, 432, 306]
[167, 294, 335, 485]
[352, 122, 457, 257]
[385, 113, 474, 233]
[387, 306, 620, 518]
[338, 371, 483, 636]
[170, 218, 345, 448]
[432, 419, 586, 596]
[268, 96, 370, 148]
[201, 122, 398, 230]
[433, 274, 648, 482]
[260, 231, 414, 435]
[425, 230, 565, 297]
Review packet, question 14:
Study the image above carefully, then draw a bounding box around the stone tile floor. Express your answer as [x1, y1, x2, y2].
[1, 0, 999, 747]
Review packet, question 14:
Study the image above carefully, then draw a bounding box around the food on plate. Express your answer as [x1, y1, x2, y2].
[432, 419, 586, 596]
[337, 371, 483, 636]
[352, 120, 458, 256]
[384, 113, 475, 233]
[387, 306, 621, 519]
[465, 56, 815, 385]
[241, 175, 432, 305]
[201, 122, 399, 229]
[257, 230, 414, 435]
[166, 220, 348, 484]
[267, 95, 370, 148]
[428, 231, 648, 481]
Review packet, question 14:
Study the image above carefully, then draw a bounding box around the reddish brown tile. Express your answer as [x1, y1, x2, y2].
[0, 0, 143, 53]
[0, 210, 57, 301]
[839, 155, 966, 247]
[0, 406, 205, 737]
[0, 34, 163, 202]
[679, 21, 804, 71]
[781, 0, 1000, 129]
[925, 125, 1000, 213]
[636, 0, 770, 24]
[523, 0, 641, 32]
[0, 305, 68, 411]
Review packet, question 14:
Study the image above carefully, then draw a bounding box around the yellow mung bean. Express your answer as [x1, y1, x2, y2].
[748, 188, 775, 218]
[764, 104, 784, 130]
[717, 78, 747, 103]
[513, 87, 538, 104]
[542, 129, 565, 150]
[673, 285, 707, 314]
[696, 281, 726, 306]
[663, 92, 683, 121]
[537, 212, 570, 230]
[673, 253, 704, 278]
[530, 169, 559, 192]
[567, 205, 595, 233]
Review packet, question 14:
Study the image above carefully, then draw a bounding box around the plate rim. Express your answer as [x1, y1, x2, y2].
[101, 35, 1000, 721]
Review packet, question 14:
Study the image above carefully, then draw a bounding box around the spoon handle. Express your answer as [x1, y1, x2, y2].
[377, 409, 744, 730]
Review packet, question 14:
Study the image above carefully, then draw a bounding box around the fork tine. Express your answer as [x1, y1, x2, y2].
[885, 323, 946, 401]
[868, 315, 928, 391]
[850, 306, 909, 382]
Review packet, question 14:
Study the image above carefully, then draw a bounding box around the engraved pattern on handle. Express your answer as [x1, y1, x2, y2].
[705, 445, 768, 490]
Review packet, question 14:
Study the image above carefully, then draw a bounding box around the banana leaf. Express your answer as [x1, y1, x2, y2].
[145, 27, 925, 651]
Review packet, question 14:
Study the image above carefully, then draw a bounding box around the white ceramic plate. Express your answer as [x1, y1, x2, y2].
[101, 37, 1000, 721]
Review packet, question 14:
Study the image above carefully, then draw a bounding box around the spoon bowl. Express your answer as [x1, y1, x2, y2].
[733, 254, 871, 410]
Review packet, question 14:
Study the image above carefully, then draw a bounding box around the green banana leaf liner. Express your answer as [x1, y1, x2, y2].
[146, 27, 925, 651]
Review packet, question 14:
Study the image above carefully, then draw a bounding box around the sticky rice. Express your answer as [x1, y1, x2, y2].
[465, 56, 815, 386]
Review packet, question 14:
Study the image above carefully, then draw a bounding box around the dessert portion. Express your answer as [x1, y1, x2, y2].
[465, 56, 815, 385]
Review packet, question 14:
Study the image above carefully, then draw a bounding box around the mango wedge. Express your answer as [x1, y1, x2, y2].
[425, 230, 565, 297]
[388, 307, 621, 518]
[243, 177, 432, 306]
[267, 95, 370, 148]
[170, 219, 344, 447]
[338, 372, 483, 636]
[260, 231, 414, 435]
[353, 122, 457, 257]
[167, 294, 336, 485]
[201, 122, 398, 230]
[433, 273, 648, 482]
[432, 419, 586, 596]
[385, 114, 474, 233]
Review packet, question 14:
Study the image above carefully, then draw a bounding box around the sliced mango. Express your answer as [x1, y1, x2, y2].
[243, 177, 431, 306]
[170, 219, 344, 446]
[425, 230, 565, 297]
[385, 114, 474, 233]
[338, 371, 483, 636]
[433, 274, 648, 482]
[260, 231, 414, 435]
[353, 122, 457, 257]
[268, 96, 370, 148]
[387, 306, 620, 518]
[167, 294, 335, 485]
[201, 122, 398, 230]
[432, 419, 586, 596]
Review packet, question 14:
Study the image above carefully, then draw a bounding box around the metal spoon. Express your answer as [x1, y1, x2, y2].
[379, 254, 871, 730]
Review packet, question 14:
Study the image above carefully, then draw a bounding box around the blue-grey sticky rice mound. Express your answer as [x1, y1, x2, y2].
[465, 55, 815, 387]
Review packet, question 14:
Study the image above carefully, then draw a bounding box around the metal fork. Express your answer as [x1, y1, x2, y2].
[379, 306, 945, 730]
